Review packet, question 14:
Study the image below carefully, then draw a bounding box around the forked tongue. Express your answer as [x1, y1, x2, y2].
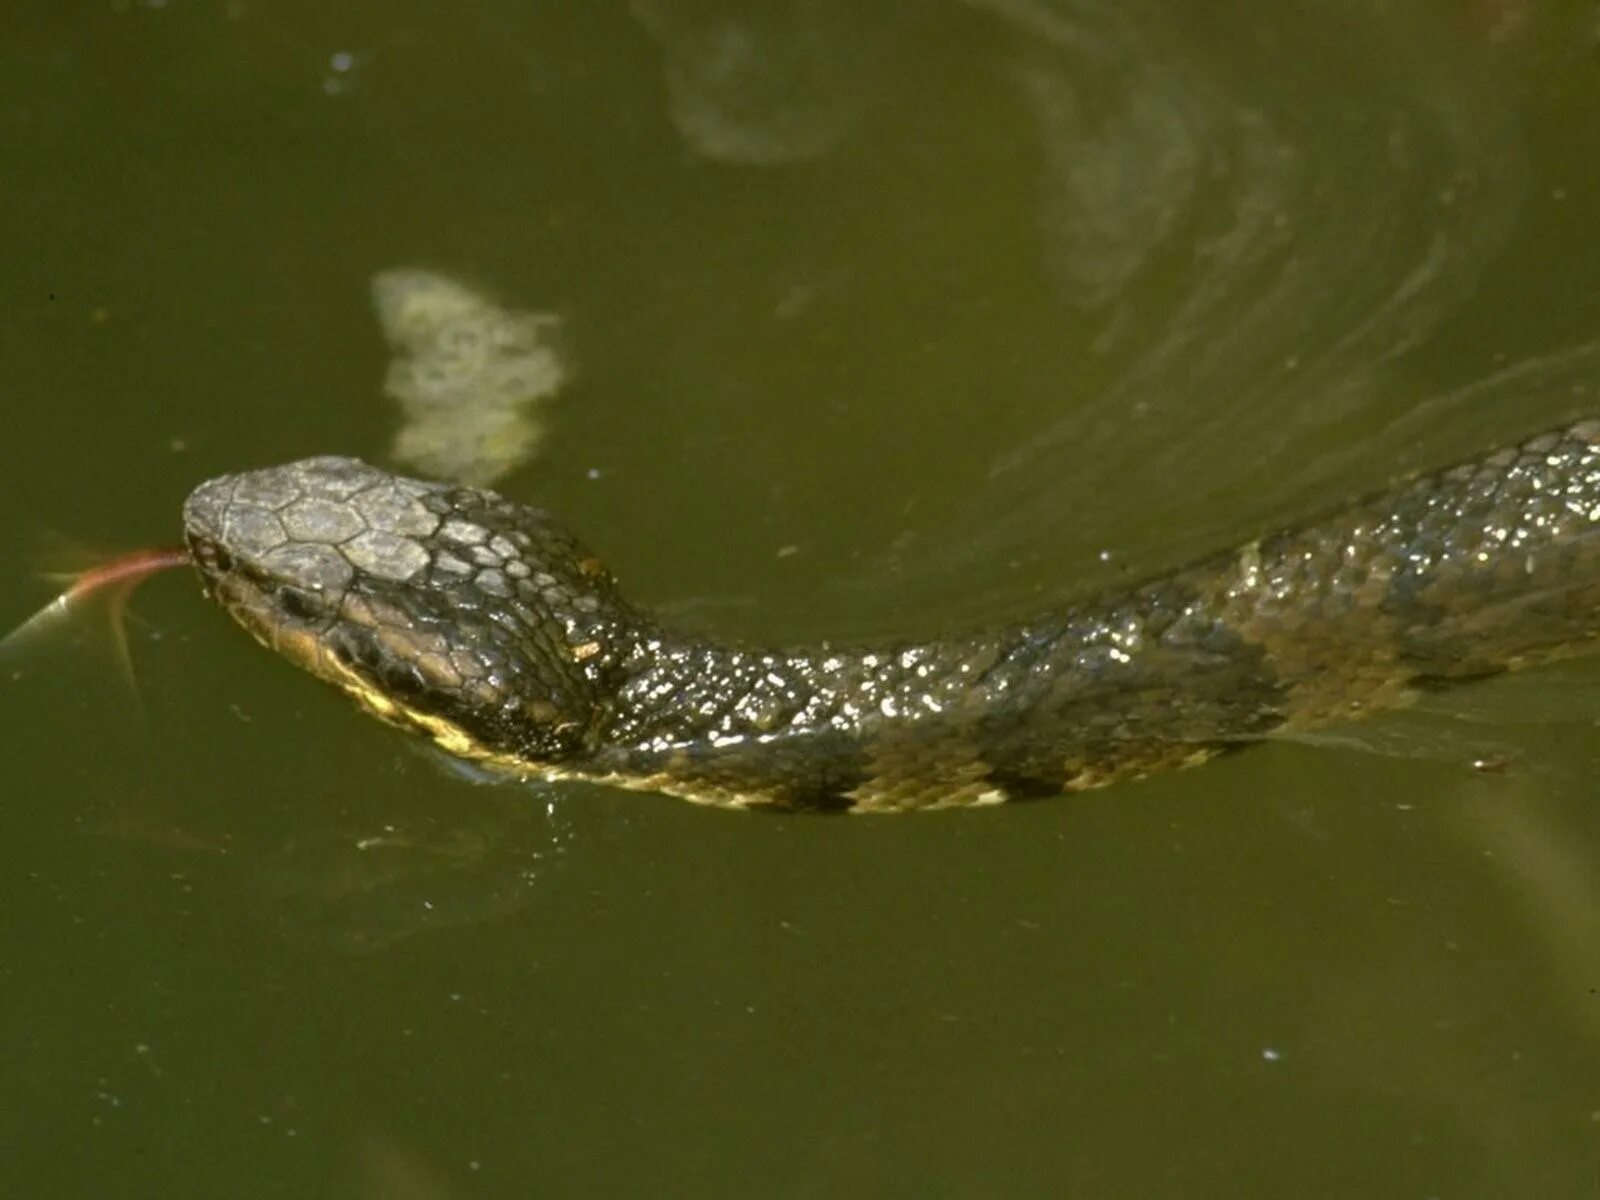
[0, 546, 192, 692]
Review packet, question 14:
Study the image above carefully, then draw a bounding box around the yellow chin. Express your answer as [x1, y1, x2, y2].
[217, 574, 530, 777]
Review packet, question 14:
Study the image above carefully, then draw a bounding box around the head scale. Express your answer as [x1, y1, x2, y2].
[183, 456, 631, 771]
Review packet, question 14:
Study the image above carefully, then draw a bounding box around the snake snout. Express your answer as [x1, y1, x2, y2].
[180, 475, 230, 548]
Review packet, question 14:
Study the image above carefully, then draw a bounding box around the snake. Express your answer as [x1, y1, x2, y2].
[180, 416, 1600, 812]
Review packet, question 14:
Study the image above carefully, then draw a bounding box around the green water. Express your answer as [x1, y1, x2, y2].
[4, 1, 1600, 1195]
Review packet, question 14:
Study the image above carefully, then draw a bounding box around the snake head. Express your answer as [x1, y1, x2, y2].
[183, 456, 632, 772]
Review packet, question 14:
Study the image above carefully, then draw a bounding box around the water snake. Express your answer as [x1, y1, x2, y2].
[184, 418, 1600, 811]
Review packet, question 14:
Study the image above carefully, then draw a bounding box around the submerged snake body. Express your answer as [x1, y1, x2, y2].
[184, 420, 1600, 811]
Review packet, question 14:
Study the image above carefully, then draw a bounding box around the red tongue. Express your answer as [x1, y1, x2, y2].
[61, 546, 191, 606]
[2, 546, 193, 675]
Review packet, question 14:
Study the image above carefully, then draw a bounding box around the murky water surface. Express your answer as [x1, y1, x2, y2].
[4, 2, 1600, 1194]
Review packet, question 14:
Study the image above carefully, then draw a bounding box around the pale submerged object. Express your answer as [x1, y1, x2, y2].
[372, 268, 567, 488]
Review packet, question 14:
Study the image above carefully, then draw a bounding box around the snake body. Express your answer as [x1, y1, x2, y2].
[184, 419, 1600, 811]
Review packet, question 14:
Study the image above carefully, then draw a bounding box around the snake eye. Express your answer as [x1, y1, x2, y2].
[381, 660, 424, 697]
[279, 587, 320, 621]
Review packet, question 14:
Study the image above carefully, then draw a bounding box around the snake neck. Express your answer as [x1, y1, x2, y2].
[585, 418, 1600, 809]
[588, 585, 1289, 809]
[605, 627, 999, 749]
[590, 624, 1032, 809]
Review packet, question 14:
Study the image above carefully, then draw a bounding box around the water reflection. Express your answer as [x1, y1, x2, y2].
[242, 777, 575, 954]
[630, 0, 877, 164]
[848, 1, 1546, 609]
[607, 0, 1598, 634]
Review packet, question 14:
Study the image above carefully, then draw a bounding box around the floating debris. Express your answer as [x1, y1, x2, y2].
[372, 268, 568, 488]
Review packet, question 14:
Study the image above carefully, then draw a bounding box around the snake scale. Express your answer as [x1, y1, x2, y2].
[184, 418, 1600, 811]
